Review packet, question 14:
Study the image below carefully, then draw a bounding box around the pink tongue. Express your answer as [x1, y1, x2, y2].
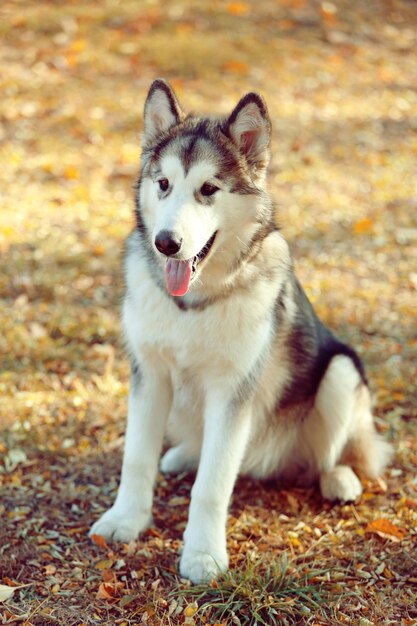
[165, 259, 193, 296]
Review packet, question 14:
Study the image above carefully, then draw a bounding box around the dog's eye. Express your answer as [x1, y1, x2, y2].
[158, 178, 169, 192]
[200, 182, 219, 197]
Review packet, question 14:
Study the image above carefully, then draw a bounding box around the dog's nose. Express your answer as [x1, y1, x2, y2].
[154, 230, 183, 256]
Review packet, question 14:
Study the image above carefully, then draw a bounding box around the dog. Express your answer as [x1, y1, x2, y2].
[90, 79, 392, 583]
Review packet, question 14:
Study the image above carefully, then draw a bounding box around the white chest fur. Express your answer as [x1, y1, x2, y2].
[123, 246, 278, 386]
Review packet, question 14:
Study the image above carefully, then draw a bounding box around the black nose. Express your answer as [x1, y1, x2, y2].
[154, 230, 183, 256]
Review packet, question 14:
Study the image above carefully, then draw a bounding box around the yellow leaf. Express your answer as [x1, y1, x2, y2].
[289, 535, 301, 547]
[223, 60, 249, 74]
[352, 218, 374, 235]
[93, 244, 106, 256]
[95, 559, 114, 570]
[64, 165, 79, 180]
[227, 2, 249, 16]
[184, 602, 198, 617]
[70, 39, 87, 53]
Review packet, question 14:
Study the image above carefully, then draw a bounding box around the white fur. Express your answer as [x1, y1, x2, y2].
[90, 366, 171, 540]
[320, 465, 363, 502]
[148, 158, 220, 261]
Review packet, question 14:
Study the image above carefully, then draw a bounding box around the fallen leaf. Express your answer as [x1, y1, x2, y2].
[91, 534, 109, 549]
[0, 584, 16, 602]
[0, 583, 31, 602]
[227, 2, 249, 15]
[4, 448, 27, 472]
[184, 602, 198, 617]
[96, 581, 124, 601]
[320, 1, 338, 26]
[95, 558, 114, 570]
[223, 60, 249, 74]
[64, 165, 79, 180]
[119, 594, 135, 607]
[366, 518, 406, 541]
[352, 218, 374, 235]
[168, 496, 189, 507]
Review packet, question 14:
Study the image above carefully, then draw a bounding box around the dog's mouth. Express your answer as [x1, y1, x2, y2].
[165, 231, 218, 297]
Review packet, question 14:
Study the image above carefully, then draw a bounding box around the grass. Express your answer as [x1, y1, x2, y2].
[169, 554, 336, 625]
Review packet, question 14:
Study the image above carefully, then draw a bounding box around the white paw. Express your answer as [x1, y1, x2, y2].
[180, 548, 229, 584]
[89, 505, 151, 543]
[320, 465, 363, 503]
[160, 446, 196, 474]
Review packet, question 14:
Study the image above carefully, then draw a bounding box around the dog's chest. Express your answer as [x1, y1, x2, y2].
[123, 265, 274, 377]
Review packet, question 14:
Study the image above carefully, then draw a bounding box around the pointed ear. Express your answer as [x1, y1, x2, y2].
[142, 79, 183, 146]
[225, 92, 271, 177]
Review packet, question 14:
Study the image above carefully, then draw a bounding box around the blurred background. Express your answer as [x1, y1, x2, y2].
[1, 0, 416, 441]
[0, 0, 417, 623]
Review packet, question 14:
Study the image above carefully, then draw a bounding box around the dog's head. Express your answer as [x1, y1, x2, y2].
[136, 79, 273, 297]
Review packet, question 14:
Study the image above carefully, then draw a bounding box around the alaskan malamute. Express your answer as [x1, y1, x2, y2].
[90, 79, 392, 583]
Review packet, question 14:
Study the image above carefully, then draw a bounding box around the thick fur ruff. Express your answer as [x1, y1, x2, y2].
[90, 79, 392, 583]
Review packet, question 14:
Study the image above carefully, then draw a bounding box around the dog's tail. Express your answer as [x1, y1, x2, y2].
[342, 385, 393, 479]
[346, 430, 393, 479]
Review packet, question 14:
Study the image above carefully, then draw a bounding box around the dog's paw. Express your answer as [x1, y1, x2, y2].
[320, 465, 363, 503]
[89, 506, 151, 543]
[179, 548, 228, 584]
[160, 446, 196, 474]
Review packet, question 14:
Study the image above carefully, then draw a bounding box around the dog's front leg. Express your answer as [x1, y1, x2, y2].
[180, 390, 251, 583]
[90, 364, 171, 542]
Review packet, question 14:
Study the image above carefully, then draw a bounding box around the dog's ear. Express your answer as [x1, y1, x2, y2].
[225, 93, 271, 178]
[142, 79, 183, 146]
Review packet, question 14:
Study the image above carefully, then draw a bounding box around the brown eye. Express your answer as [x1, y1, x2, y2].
[158, 178, 169, 192]
[200, 182, 219, 197]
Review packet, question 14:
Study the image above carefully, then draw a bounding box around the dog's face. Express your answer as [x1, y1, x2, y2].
[136, 79, 272, 297]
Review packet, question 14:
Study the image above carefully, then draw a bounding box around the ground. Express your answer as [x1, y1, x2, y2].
[0, 0, 417, 624]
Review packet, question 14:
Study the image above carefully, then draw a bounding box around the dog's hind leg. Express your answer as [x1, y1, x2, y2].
[160, 445, 199, 474]
[301, 354, 391, 502]
[161, 386, 203, 474]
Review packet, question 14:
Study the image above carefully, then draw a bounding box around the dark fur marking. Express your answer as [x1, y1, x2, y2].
[231, 344, 271, 409]
[146, 78, 182, 126]
[130, 358, 142, 388]
[232, 219, 278, 273]
[181, 135, 199, 175]
[173, 293, 222, 312]
[276, 276, 367, 412]
[274, 278, 288, 328]
[144, 114, 263, 197]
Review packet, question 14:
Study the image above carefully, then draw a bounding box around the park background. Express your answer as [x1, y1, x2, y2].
[0, 0, 416, 624]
